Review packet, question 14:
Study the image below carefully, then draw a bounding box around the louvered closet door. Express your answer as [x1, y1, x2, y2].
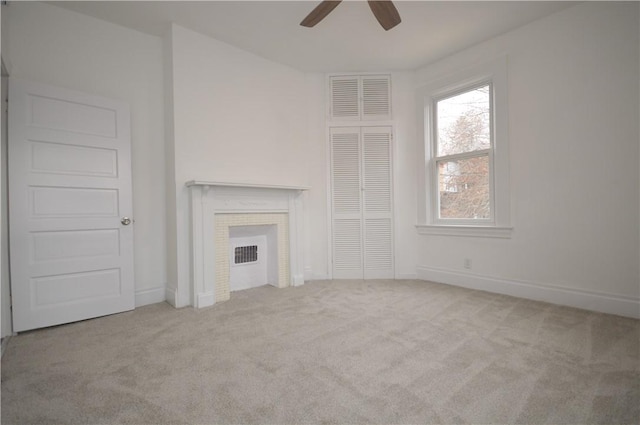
[329, 75, 391, 121]
[331, 126, 394, 279]
[361, 76, 391, 121]
[330, 127, 363, 278]
[362, 127, 394, 278]
[330, 77, 360, 121]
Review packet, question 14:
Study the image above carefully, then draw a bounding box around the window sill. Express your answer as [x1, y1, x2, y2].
[416, 224, 512, 239]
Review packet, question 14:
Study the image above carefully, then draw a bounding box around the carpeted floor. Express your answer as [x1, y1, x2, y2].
[1, 279, 639, 424]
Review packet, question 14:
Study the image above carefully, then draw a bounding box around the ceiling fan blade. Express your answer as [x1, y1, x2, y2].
[300, 1, 343, 27]
[367, 0, 401, 31]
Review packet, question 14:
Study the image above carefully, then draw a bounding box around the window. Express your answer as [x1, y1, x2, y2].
[435, 84, 492, 220]
[417, 57, 511, 238]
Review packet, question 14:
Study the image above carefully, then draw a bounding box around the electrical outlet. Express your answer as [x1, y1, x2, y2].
[463, 258, 472, 269]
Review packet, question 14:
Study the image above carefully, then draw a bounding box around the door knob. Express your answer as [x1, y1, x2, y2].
[121, 217, 132, 225]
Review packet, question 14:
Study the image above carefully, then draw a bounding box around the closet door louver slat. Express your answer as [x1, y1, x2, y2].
[362, 76, 391, 121]
[333, 219, 363, 274]
[329, 75, 391, 121]
[331, 131, 361, 213]
[362, 127, 393, 278]
[330, 77, 360, 120]
[331, 128, 363, 278]
[363, 130, 392, 213]
[364, 218, 393, 272]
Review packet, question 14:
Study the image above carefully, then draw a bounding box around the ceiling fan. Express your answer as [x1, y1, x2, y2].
[300, 0, 401, 31]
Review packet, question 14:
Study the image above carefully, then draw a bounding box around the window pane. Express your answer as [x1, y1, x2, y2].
[438, 155, 490, 219]
[436, 85, 491, 156]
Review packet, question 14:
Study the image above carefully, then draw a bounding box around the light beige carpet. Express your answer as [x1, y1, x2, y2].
[1, 279, 639, 424]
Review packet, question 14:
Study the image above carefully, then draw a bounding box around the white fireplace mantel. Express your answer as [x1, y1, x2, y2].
[186, 180, 309, 308]
[186, 180, 310, 191]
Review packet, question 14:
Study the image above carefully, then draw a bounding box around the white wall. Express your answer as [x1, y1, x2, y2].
[415, 2, 639, 317]
[1, 3, 10, 339]
[1, 3, 8, 66]
[303, 73, 329, 280]
[391, 71, 419, 279]
[4, 2, 167, 307]
[1, 61, 10, 338]
[165, 24, 309, 306]
[163, 28, 179, 307]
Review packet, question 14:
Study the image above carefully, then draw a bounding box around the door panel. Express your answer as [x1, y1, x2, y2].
[364, 218, 393, 273]
[332, 218, 363, 277]
[330, 127, 363, 278]
[28, 93, 118, 138]
[32, 269, 122, 307]
[330, 126, 394, 279]
[362, 127, 394, 279]
[30, 141, 118, 177]
[9, 79, 134, 332]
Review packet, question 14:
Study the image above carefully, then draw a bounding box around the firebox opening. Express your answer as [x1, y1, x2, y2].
[228, 224, 278, 293]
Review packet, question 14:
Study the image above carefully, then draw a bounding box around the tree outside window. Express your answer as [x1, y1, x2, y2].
[434, 84, 492, 220]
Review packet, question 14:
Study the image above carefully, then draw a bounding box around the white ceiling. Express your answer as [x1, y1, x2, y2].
[51, 1, 576, 72]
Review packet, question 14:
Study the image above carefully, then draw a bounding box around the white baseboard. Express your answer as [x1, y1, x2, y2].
[305, 268, 330, 281]
[395, 273, 418, 280]
[293, 274, 305, 287]
[304, 267, 313, 281]
[304, 272, 417, 281]
[135, 286, 166, 307]
[303, 264, 330, 280]
[164, 286, 178, 308]
[416, 265, 640, 319]
[307, 273, 330, 281]
[196, 291, 215, 308]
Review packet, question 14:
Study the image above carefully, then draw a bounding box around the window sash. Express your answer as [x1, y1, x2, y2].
[434, 148, 490, 163]
[429, 83, 496, 224]
[433, 82, 493, 158]
[435, 151, 492, 221]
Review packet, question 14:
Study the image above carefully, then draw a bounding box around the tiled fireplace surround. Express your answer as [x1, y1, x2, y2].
[186, 181, 308, 308]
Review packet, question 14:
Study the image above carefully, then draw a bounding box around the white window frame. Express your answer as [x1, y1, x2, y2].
[417, 57, 512, 238]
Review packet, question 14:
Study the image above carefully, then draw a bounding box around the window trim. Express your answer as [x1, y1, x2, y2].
[417, 57, 511, 237]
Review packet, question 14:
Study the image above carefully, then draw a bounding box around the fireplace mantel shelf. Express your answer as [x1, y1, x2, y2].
[186, 180, 310, 191]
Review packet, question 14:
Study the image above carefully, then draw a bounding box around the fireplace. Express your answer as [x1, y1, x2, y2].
[186, 181, 308, 308]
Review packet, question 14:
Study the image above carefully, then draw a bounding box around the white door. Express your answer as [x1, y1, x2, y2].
[330, 126, 394, 279]
[362, 127, 394, 279]
[329, 75, 391, 121]
[8, 79, 135, 332]
[331, 127, 363, 278]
